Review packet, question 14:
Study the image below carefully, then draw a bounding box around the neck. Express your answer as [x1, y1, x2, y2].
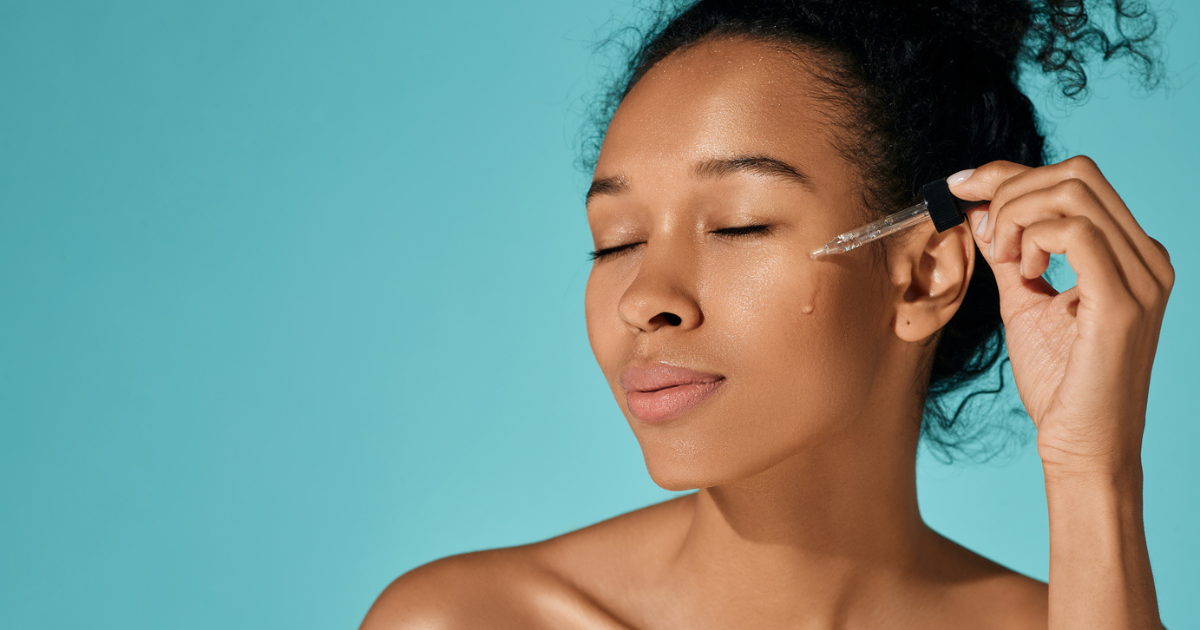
[666, 405, 936, 628]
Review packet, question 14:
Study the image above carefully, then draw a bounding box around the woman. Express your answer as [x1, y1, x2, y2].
[363, 1, 1172, 627]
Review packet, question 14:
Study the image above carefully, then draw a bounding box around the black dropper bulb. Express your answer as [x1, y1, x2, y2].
[921, 177, 987, 233]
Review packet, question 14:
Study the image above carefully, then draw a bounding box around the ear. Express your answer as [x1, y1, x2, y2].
[887, 221, 976, 343]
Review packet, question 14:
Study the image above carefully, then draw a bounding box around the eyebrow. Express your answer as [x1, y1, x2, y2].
[585, 154, 816, 206]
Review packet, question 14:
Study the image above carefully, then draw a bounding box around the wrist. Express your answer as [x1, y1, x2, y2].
[1041, 455, 1144, 490]
[1041, 453, 1158, 629]
[1036, 424, 1145, 485]
[1042, 458, 1145, 542]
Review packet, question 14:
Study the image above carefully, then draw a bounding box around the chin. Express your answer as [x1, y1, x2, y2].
[645, 467, 709, 492]
[635, 433, 774, 492]
[630, 408, 846, 492]
[630, 432, 721, 490]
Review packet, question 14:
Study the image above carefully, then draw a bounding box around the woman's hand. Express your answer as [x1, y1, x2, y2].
[948, 157, 1174, 477]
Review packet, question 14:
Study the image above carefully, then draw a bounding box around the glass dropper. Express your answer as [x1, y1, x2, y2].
[810, 176, 986, 259]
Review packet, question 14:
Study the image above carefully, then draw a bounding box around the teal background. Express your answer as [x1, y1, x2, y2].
[1, 1, 1196, 627]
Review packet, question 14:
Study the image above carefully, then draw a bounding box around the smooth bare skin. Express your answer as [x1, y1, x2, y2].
[362, 37, 1171, 630]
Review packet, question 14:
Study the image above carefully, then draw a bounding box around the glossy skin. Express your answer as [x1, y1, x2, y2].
[362, 37, 1171, 630]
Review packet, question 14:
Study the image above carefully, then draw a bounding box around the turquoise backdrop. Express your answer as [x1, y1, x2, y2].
[1, 1, 1196, 627]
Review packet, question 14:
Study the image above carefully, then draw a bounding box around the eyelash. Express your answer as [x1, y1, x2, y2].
[587, 225, 772, 262]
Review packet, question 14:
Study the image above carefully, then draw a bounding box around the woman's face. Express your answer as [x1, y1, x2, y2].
[584, 37, 904, 491]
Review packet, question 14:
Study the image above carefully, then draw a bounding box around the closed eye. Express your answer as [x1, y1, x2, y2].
[588, 225, 771, 261]
[713, 225, 771, 237]
[588, 241, 642, 262]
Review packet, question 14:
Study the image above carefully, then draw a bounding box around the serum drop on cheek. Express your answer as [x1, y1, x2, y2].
[799, 277, 819, 315]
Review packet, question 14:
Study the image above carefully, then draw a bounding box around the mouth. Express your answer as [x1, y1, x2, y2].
[619, 363, 726, 423]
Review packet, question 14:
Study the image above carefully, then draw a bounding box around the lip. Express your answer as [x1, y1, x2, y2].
[619, 363, 726, 423]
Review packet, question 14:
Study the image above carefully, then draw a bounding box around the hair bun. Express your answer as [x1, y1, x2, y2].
[924, 0, 1163, 98]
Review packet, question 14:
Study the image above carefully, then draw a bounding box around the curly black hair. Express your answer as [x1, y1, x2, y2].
[579, 0, 1165, 462]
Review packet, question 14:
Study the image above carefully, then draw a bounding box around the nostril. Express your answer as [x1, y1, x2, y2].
[651, 312, 683, 327]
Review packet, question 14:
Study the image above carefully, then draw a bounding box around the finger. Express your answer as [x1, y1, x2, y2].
[952, 156, 1172, 283]
[1146, 236, 1176, 296]
[988, 180, 1161, 304]
[966, 207, 1058, 301]
[1021, 215, 1136, 310]
[979, 157, 1135, 254]
[1042, 156, 1167, 278]
[948, 160, 1031, 204]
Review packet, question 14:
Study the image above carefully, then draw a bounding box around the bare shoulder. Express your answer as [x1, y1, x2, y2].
[923, 528, 1049, 630]
[359, 548, 526, 630]
[966, 568, 1048, 630]
[360, 495, 692, 630]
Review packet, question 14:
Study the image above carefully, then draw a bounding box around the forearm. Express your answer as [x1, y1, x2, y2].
[1045, 462, 1161, 630]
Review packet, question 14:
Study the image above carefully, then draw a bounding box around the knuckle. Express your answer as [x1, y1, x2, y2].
[1064, 214, 1097, 240]
[994, 178, 1019, 205]
[1063, 154, 1099, 178]
[1055, 178, 1093, 206]
[1149, 236, 1170, 262]
[976, 159, 1008, 174]
[988, 159, 1020, 173]
[1146, 236, 1174, 291]
[1162, 261, 1176, 292]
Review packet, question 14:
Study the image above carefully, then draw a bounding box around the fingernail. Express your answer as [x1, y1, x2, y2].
[969, 209, 987, 237]
[947, 168, 976, 187]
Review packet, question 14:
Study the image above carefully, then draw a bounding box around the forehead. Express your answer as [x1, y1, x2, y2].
[597, 37, 846, 177]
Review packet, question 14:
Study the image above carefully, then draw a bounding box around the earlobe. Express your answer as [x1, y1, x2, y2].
[891, 224, 975, 343]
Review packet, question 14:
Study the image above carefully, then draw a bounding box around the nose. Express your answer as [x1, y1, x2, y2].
[616, 245, 702, 333]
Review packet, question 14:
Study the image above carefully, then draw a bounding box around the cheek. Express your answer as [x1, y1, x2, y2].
[584, 268, 624, 381]
[743, 267, 883, 413]
[672, 256, 887, 480]
[582, 246, 892, 490]
[707, 251, 882, 375]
